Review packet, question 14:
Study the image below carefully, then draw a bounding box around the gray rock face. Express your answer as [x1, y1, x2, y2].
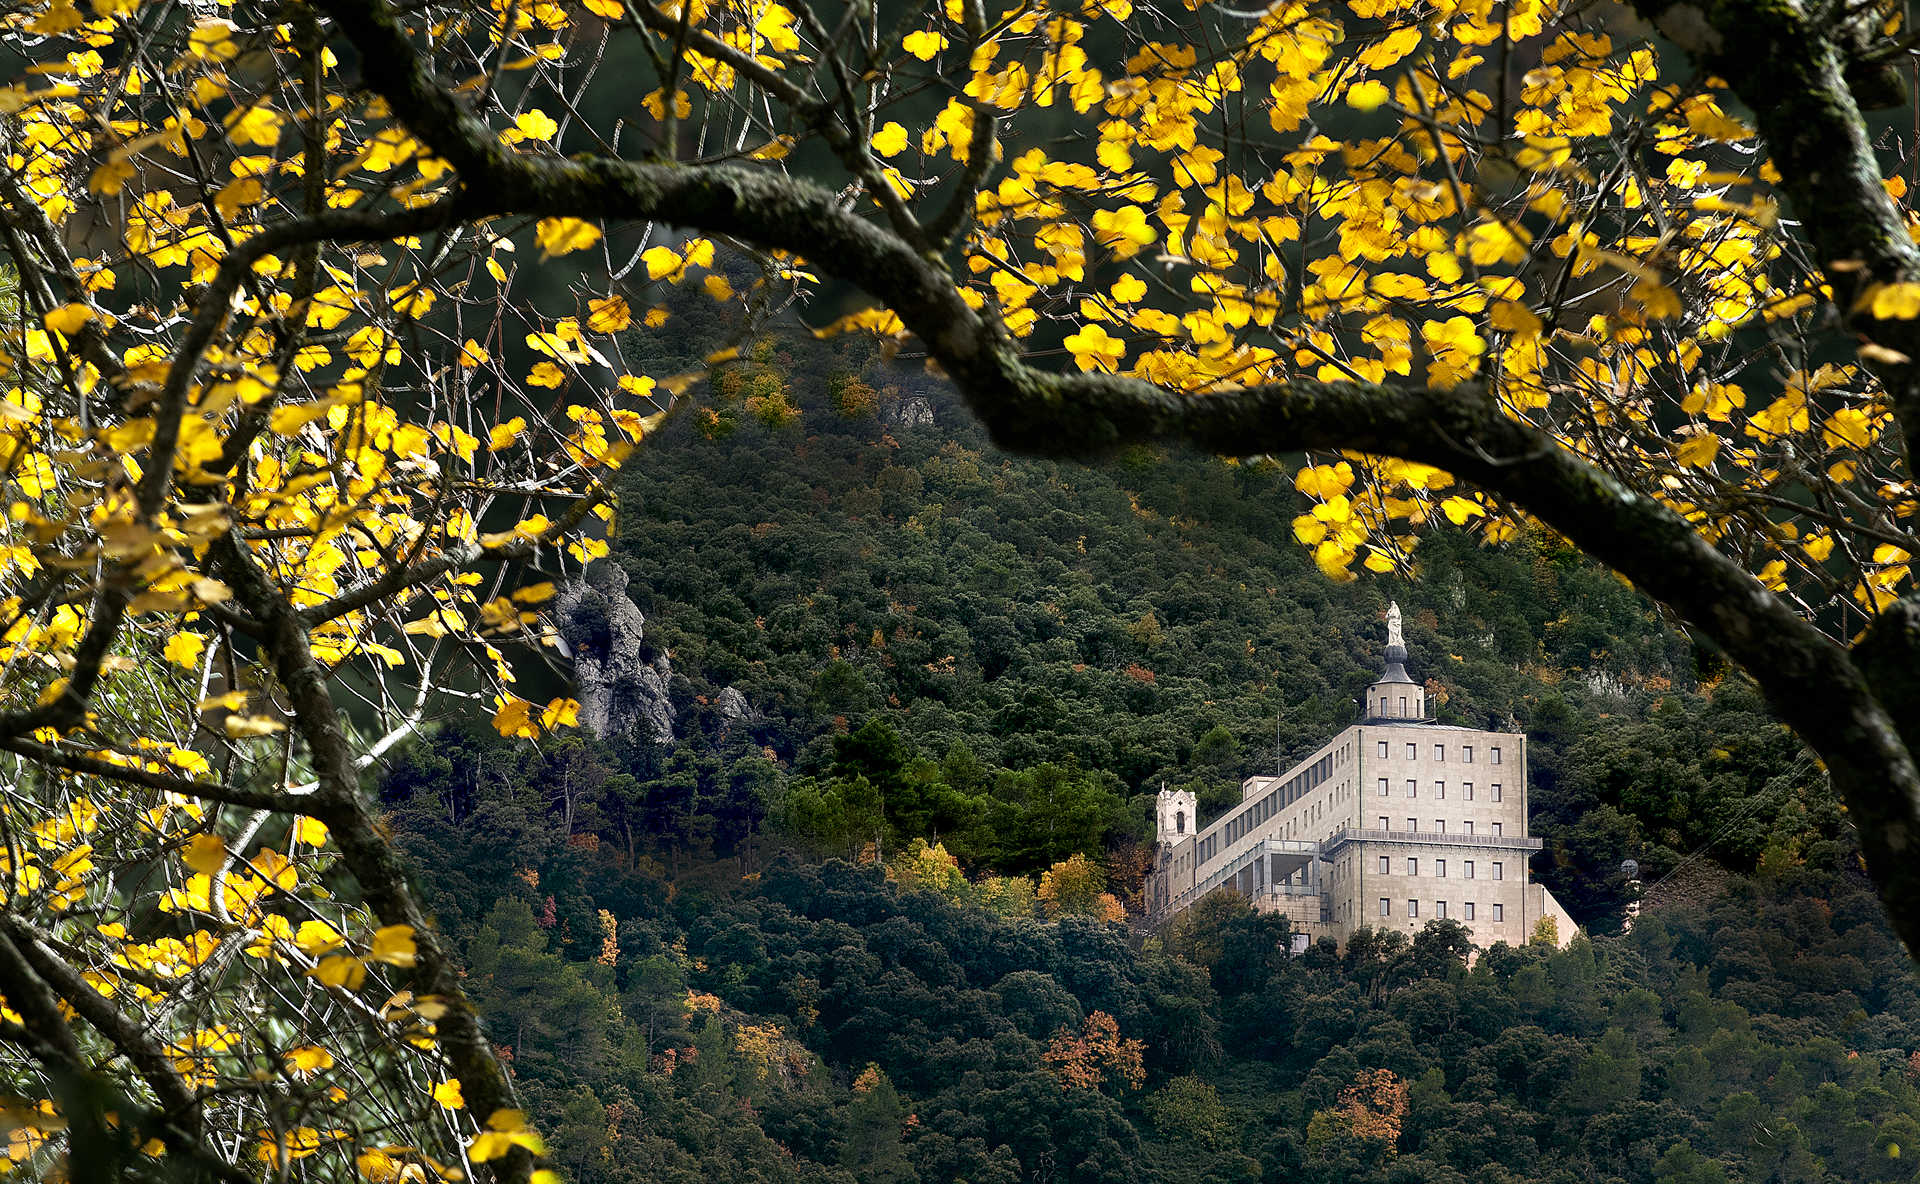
[553, 562, 675, 744]
[716, 685, 752, 723]
[887, 395, 935, 429]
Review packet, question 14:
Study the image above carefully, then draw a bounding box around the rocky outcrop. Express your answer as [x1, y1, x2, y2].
[886, 395, 935, 429]
[552, 562, 675, 744]
[716, 685, 753, 724]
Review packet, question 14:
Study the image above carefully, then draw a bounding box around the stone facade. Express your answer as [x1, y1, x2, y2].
[1149, 605, 1575, 951]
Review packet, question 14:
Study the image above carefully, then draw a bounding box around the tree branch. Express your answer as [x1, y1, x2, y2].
[0, 736, 314, 813]
[317, 0, 1920, 956]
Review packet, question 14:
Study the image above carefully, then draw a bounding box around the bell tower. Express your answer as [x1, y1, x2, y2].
[1155, 782, 1197, 845]
[1364, 601, 1426, 721]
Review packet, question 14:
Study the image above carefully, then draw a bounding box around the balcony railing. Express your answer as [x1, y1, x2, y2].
[1320, 824, 1543, 852]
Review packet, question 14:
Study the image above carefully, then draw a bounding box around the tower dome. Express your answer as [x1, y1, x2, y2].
[1364, 601, 1426, 721]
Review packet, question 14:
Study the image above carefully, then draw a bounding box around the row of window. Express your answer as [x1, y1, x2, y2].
[1376, 740, 1501, 764]
[1221, 749, 1338, 847]
[1377, 855, 1503, 879]
[1376, 778, 1502, 801]
[1373, 817, 1501, 836]
[1382, 899, 1501, 921]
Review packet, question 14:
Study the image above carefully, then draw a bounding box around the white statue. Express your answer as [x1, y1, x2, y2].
[1385, 601, 1404, 650]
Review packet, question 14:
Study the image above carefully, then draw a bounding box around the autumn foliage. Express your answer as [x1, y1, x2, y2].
[3, 0, 1920, 1171]
[1043, 1010, 1148, 1092]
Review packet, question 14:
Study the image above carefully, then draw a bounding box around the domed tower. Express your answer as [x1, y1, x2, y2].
[1364, 601, 1426, 721]
[1155, 782, 1197, 845]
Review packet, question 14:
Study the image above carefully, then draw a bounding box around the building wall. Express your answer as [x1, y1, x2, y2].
[1353, 725, 1527, 839]
[1153, 719, 1559, 949]
[1349, 841, 1534, 946]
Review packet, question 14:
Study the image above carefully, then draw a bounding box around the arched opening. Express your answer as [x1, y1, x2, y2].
[1175, 810, 1186, 834]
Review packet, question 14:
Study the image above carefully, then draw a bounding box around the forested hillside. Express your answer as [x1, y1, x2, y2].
[514, 357, 1839, 921]
[384, 769, 1917, 1184]
[368, 371, 1905, 1184]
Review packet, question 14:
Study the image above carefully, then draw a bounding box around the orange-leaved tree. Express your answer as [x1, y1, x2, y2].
[8, 0, 1920, 1177]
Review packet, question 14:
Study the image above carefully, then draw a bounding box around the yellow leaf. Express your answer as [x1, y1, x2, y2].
[295, 920, 345, 955]
[199, 691, 249, 712]
[225, 105, 283, 149]
[458, 339, 491, 367]
[90, 156, 137, 195]
[188, 18, 239, 59]
[311, 955, 366, 989]
[1823, 407, 1879, 450]
[433, 1079, 465, 1110]
[1346, 80, 1390, 111]
[293, 818, 329, 846]
[369, 924, 417, 967]
[1868, 282, 1920, 319]
[902, 29, 949, 59]
[163, 632, 206, 669]
[285, 1045, 334, 1074]
[44, 303, 93, 336]
[491, 696, 538, 738]
[470, 1132, 515, 1163]
[536, 217, 603, 259]
[1488, 301, 1542, 336]
[488, 417, 527, 450]
[1439, 496, 1486, 525]
[514, 109, 559, 141]
[586, 296, 631, 332]
[1630, 277, 1682, 319]
[269, 402, 333, 436]
[1672, 432, 1721, 467]
[541, 697, 580, 729]
[872, 122, 909, 157]
[224, 715, 286, 738]
[642, 246, 682, 280]
[181, 833, 228, 877]
[511, 582, 557, 604]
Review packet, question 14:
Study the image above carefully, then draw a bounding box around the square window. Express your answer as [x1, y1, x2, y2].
[1464, 902, 1475, 921]
[1380, 897, 1391, 917]
[1492, 746, 1502, 765]
[1436, 859, 1446, 878]
[1463, 745, 1473, 763]
[1379, 816, 1390, 830]
[1464, 782, 1474, 801]
[1407, 858, 1418, 876]
[1492, 783, 1503, 803]
[1408, 899, 1419, 918]
[1465, 861, 1475, 879]
[1378, 855, 1390, 873]
[1406, 743, 1417, 759]
[1435, 745, 1445, 761]
[1378, 740, 1389, 758]
[1436, 820, 1446, 833]
[1463, 821, 1473, 835]
[1436, 901, 1447, 919]
[1491, 822, 1502, 836]
[1493, 903, 1503, 922]
[1493, 862, 1503, 880]
[1407, 779, 1417, 798]
[1435, 781, 1446, 800]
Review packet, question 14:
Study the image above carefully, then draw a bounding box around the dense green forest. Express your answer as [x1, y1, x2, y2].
[384, 749, 1914, 1184]
[374, 364, 1902, 1183]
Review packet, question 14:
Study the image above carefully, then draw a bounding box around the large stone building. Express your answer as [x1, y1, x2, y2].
[1148, 604, 1576, 950]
